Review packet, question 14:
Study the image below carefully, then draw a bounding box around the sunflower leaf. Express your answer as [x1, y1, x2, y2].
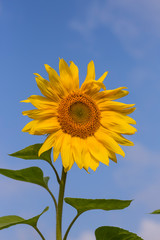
[0, 206, 49, 230]
[0, 167, 49, 189]
[95, 226, 143, 240]
[150, 209, 160, 214]
[9, 143, 52, 163]
[43, 176, 50, 186]
[64, 198, 132, 214]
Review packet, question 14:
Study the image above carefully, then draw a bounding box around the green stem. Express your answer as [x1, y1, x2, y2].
[56, 167, 67, 240]
[48, 162, 61, 184]
[46, 187, 58, 211]
[34, 226, 46, 240]
[63, 212, 81, 240]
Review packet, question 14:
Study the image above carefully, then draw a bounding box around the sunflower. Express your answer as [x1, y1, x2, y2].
[22, 59, 136, 172]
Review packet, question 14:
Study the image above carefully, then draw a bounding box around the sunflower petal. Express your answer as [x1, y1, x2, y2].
[81, 70, 108, 96]
[108, 151, 117, 163]
[102, 127, 134, 146]
[53, 130, 64, 162]
[87, 136, 109, 165]
[89, 155, 100, 171]
[98, 71, 108, 83]
[34, 73, 59, 101]
[85, 60, 95, 82]
[69, 61, 79, 89]
[101, 111, 136, 125]
[21, 95, 58, 109]
[22, 117, 60, 135]
[98, 101, 136, 115]
[59, 59, 75, 92]
[101, 116, 137, 135]
[71, 137, 84, 169]
[22, 108, 57, 119]
[61, 134, 74, 171]
[44, 64, 66, 97]
[81, 80, 106, 94]
[81, 139, 100, 171]
[44, 64, 60, 83]
[98, 101, 135, 111]
[81, 139, 89, 171]
[95, 128, 125, 157]
[38, 133, 55, 156]
[93, 87, 129, 101]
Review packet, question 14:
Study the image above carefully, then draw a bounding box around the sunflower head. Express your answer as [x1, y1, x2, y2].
[57, 91, 101, 139]
[22, 59, 137, 172]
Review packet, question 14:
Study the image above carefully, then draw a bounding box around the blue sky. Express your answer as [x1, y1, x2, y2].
[0, 0, 160, 239]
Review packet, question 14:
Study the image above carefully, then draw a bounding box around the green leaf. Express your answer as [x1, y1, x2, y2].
[0, 206, 49, 230]
[150, 209, 160, 214]
[23, 206, 49, 227]
[95, 226, 143, 240]
[64, 198, 132, 214]
[9, 144, 52, 163]
[43, 176, 50, 186]
[0, 167, 49, 189]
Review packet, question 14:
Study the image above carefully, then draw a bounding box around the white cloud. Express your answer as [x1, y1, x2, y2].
[113, 142, 160, 208]
[70, 0, 160, 57]
[0, 227, 38, 240]
[70, 231, 95, 240]
[136, 183, 160, 209]
[16, 224, 56, 240]
[139, 219, 160, 240]
[16, 227, 38, 240]
[114, 142, 160, 186]
[16, 229, 95, 240]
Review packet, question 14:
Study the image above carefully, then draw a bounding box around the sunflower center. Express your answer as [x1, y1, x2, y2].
[57, 92, 101, 138]
[70, 102, 90, 123]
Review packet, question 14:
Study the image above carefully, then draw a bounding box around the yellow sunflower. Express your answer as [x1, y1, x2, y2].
[22, 59, 137, 172]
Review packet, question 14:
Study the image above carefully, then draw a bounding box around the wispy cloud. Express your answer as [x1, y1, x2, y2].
[139, 219, 160, 240]
[71, 230, 95, 240]
[113, 142, 160, 208]
[16, 228, 37, 240]
[70, 0, 160, 57]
